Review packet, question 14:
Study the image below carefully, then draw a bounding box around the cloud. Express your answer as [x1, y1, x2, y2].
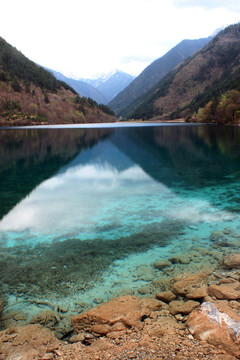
[1, 0, 240, 78]
[172, 0, 240, 11]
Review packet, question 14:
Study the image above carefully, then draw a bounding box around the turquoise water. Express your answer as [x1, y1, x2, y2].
[1, 124, 240, 315]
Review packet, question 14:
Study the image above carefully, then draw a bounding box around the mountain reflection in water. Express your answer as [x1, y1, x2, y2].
[1, 124, 240, 311]
[0, 124, 240, 246]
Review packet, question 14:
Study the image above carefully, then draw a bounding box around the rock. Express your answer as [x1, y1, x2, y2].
[208, 284, 240, 300]
[0, 310, 28, 328]
[169, 300, 199, 315]
[42, 354, 54, 360]
[156, 290, 176, 303]
[140, 297, 166, 311]
[13, 312, 27, 321]
[211, 300, 240, 322]
[139, 273, 153, 281]
[172, 273, 208, 297]
[218, 277, 239, 285]
[57, 305, 69, 313]
[210, 231, 225, 243]
[30, 310, 60, 328]
[187, 301, 240, 357]
[137, 285, 152, 295]
[153, 259, 171, 270]
[90, 338, 113, 350]
[0, 324, 60, 360]
[229, 300, 240, 310]
[223, 253, 240, 269]
[72, 295, 152, 337]
[69, 333, 86, 343]
[143, 324, 164, 337]
[186, 285, 208, 299]
[168, 254, 190, 264]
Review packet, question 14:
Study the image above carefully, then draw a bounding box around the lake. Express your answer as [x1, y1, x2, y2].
[0, 123, 240, 318]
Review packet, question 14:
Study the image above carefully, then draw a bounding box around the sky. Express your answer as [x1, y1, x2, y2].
[1, 0, 240, 79]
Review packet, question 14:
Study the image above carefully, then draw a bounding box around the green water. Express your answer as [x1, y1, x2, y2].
[0, 124, 240, 314]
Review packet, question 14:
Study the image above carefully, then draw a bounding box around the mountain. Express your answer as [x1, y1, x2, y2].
[47, 69, 109, 104]
[0, 37, 116, 126]
[124, 23, 240, 121]
[84, 71, 135, 102]
[109, 37, 211, 116]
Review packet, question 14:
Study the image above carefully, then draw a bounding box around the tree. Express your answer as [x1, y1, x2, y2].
[11, 77, 21, 92]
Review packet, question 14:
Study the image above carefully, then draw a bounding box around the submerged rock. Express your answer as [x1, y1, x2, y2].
[168, 254, 190, 264]
[223, 253, 240, 269]
[30, 310, 61, 328]
[153, 259, 171, 270]
[210, 231, 226, 243]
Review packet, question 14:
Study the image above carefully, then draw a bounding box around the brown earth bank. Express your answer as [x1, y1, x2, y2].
[0, 253, 240, 360]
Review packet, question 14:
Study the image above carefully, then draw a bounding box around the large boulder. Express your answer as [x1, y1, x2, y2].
[72, 295, 163, 338]
[0, 324, 60, 360]
[187, 301, 240, 357]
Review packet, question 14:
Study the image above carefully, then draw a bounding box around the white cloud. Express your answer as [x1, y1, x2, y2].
[172, 0, 240, 11]
[1, 0, 240, 78]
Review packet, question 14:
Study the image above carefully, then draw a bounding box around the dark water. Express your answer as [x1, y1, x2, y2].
[1, 124, 240, 314]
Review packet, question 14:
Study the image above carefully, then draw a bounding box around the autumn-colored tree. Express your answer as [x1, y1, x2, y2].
[195, 90, 240, 124]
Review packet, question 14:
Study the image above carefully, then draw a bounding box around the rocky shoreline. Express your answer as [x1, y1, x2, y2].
[0, 252, 240, 359]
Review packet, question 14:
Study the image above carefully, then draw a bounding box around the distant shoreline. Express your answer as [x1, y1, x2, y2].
[0, 120, 192, 130]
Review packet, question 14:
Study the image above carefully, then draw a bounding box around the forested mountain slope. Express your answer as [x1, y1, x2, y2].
[0, 37, 115, 126]
[125, 24, 240, 121]
[109, 37, 211, 116]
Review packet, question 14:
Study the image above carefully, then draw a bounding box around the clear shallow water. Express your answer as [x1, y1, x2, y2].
[1, 124, 240, 316]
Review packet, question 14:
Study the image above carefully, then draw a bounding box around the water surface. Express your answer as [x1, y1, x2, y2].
[1, 124, 240, 316]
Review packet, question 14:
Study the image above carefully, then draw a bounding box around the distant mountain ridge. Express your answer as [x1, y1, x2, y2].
[125, 23, 240, 121]
[47, 68, 109, 104]
[83, 71, 135, 102]
[47, 69, 134, 104]
[109, 37, 212, 116]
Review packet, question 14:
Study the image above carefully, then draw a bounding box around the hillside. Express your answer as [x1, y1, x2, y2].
[109, 37, 211, 116]
[125, 23, 240, 121]
[0, 37, 116, 126]
[48, 69, 109, 104]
